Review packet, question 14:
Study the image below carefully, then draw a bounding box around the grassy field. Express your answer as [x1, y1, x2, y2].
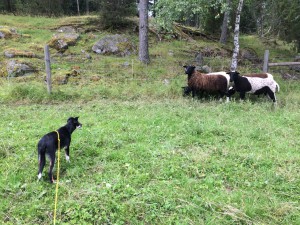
[0, 15, 300, 224]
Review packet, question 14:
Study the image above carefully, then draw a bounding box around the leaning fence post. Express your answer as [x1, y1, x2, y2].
[44, 45, 52, 94]
[263, 50, 269, 72]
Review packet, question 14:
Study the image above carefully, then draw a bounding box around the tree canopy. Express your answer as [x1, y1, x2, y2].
[0, 0, 299, 51]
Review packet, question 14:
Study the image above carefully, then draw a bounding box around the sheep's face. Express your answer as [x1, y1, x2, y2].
[183, 65, 196, 76]
[227, 71, 240, 82]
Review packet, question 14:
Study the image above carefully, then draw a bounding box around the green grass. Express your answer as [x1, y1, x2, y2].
[0, 100, 299, 224]
[0, 14, 300, 224]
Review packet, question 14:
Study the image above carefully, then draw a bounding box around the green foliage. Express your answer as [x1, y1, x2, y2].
[274, 1, 300, 52]
[155, 0, 208, 31]
[98, 0, 136, 29]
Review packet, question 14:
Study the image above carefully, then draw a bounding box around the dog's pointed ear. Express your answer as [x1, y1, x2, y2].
[75, 116, 79, 120]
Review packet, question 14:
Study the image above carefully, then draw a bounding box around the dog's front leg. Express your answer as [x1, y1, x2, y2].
[65, 146, 70, 162]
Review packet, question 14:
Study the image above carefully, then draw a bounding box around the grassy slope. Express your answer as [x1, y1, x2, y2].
[0, 15, 300, 224]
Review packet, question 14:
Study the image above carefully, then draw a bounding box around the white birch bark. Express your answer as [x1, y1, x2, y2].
[230, 0, 244, 71]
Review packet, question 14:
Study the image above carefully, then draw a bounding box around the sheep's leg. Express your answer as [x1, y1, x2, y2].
[192, 90, 196, 98]
[240, 92, 246, 100]
[266, 88, 276, 103]
[227, 87, 235, 102]
[218, 91, 225, 102]
[225, 93, 230, 103]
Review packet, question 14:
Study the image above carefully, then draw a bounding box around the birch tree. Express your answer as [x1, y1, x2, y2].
[139, 0, 150, 64]
[230, 0, 243, 71]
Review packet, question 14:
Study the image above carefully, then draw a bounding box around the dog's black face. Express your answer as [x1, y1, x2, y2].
[67, 117, 82, 129]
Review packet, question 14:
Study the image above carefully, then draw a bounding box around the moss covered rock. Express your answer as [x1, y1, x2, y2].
[4, 49, 36, 58]
[92, 34, 136, 57]
[0, 26, 18, 39]
[6, 60, 36, 77]
[48, 26, 80, 52]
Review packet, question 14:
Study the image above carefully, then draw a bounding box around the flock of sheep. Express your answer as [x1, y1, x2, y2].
[182, 65, 280, 104]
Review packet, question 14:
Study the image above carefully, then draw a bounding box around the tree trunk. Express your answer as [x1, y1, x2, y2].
[230, 0, 244, 71]
[260, 2, 264, 37]
[76, 0, 80, 16]
[86, 0, 89, 15]
[139, 0, 150, 64]
[219, 0, 231, 44]
[6, 0, 12, 12]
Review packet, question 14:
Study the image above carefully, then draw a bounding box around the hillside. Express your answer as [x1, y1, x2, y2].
[0, 15, 300, 224]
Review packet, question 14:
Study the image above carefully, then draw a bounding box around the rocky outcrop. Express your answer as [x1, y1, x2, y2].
[239, 48, 261, 63]
[4, 49, 37, 58]
[48, 26, 80, 52]
[6, 60, 36, 77]
[92, 34, 136, 56]
[0, 26, 18, 39]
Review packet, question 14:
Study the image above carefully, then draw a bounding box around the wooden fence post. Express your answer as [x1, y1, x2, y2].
[44, 45, 52, 94]
[263, 50, 269, 72]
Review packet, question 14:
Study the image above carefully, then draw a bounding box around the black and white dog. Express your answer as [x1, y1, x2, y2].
[37, 117, 82, 183]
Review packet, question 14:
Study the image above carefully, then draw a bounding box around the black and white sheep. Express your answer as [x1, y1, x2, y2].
[183, 65, 232, 101]
[226, 71, 280, 103]
[243, 72, 273, 79]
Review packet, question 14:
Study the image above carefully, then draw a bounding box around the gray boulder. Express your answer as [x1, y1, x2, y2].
[48, 26, 80, 52]
[57, 26, 77, 33]
[7, 60, 35, 77]
[195, 52, 203, 66]
[0, 26, 18, 39]
[4, 49, 36, 58]
[198, 65, 212, 73]
[92, 34, 136, 56]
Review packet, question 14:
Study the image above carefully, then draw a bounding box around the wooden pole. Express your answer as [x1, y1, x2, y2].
[263, 49, 269, 72]
[44, 45, 52, 94]
[268, 62, 300, 66]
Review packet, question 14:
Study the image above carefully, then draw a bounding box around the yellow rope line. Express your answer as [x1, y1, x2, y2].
[53, 130, 61, 225]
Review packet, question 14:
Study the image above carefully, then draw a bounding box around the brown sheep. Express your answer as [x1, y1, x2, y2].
[183, 66, 231, 101]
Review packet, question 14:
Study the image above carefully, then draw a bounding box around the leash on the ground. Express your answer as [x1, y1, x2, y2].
[53, 130, 61, 225]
